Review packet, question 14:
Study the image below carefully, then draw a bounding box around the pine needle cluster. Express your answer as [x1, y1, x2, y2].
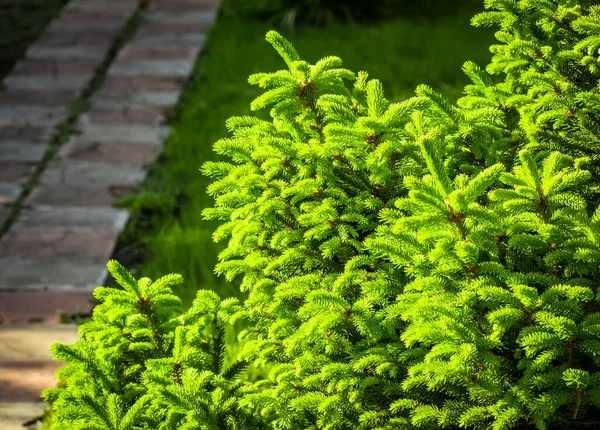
[47, 1, 600, 429]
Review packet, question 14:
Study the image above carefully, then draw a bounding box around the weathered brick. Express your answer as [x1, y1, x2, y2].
[0, 183, 21, 204]
[46, 19, 124, 35]
[82, 108, 164, 125]
[27, 44, 109, 61]
[0, 361, 62, 402]
[0, 257, 107, 290]
[0, 231, 118, 262]
[0, 125, 50, 142]
[61, 139, 163, 164]
[130, 32, 205, 47]
[0, 89, 75, 107]
[0, 142, 47, 163]
[40, 161, 146, 186]
[27, 183, 130, 207]
[66, 0, 138, 13]
[0, 164, 34, 183]
[13, 59, 96, 76]
[76, 123, 170, 144]
[150, 1, 220, 13]
[12, 206, 128, 233]
[0, 105, 68, 127]
[37, 32, 110, 47]
[135, 21, 213, 37]
[117, 45, 199, 61]
[3, 74, 91, 91]
[91, 90, 180, 109]
[108, 60, 194, 77]
[61, 10, 126, 21]
[103, 75, 183, 92]
[146, 10, 217, 25]
[0, 325, 79, 360]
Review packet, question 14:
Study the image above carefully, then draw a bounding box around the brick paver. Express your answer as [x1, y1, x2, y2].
[0, 165, 34, 183]
[0, 0, 221, 425]
[61, 139, 163, 163]
[0, 143, 47, 163]
[0, 402, 46, 430]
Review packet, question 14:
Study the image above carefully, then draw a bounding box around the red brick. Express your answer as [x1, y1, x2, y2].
[118, 45, 199, 61]
[84, 108, 164, 125]
[0, 89, 75, 107]
[14, 60, 96, 76]
[61, 141, 162, 164]
[0, 163, 34, 183]
[0, 291, 92, 325]
[104, 76, 183, 92]
[0, 126, 50, 142]
[0, 231, 118, 262]
[0, 361, 63, 401]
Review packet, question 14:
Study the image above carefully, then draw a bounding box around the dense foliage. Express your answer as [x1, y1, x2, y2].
[47, 0, 600, 429]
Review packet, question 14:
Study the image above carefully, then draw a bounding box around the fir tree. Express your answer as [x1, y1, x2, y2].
[45, 261, 255, 430]
[47, 1, 600, 429]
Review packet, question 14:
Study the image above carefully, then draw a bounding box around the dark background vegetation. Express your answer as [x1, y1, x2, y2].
[0, 0, 68, 80]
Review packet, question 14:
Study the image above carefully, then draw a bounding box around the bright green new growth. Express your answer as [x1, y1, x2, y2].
[48, 1, 600, 429]
[44, 261, 256, 430]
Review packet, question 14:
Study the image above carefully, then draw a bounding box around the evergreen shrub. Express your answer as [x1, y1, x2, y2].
[46, 1, 600, 429]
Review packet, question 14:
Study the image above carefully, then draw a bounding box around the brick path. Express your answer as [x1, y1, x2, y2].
[0, 0, 220, 427]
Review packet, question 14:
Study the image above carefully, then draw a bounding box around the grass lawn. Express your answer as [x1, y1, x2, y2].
[116, 1, 496, 308]
[0, 0, 68, 80]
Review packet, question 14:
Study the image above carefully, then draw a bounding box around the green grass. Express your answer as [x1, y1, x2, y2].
[117, 3, 496, 308]
[0, 0, 68, 80]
